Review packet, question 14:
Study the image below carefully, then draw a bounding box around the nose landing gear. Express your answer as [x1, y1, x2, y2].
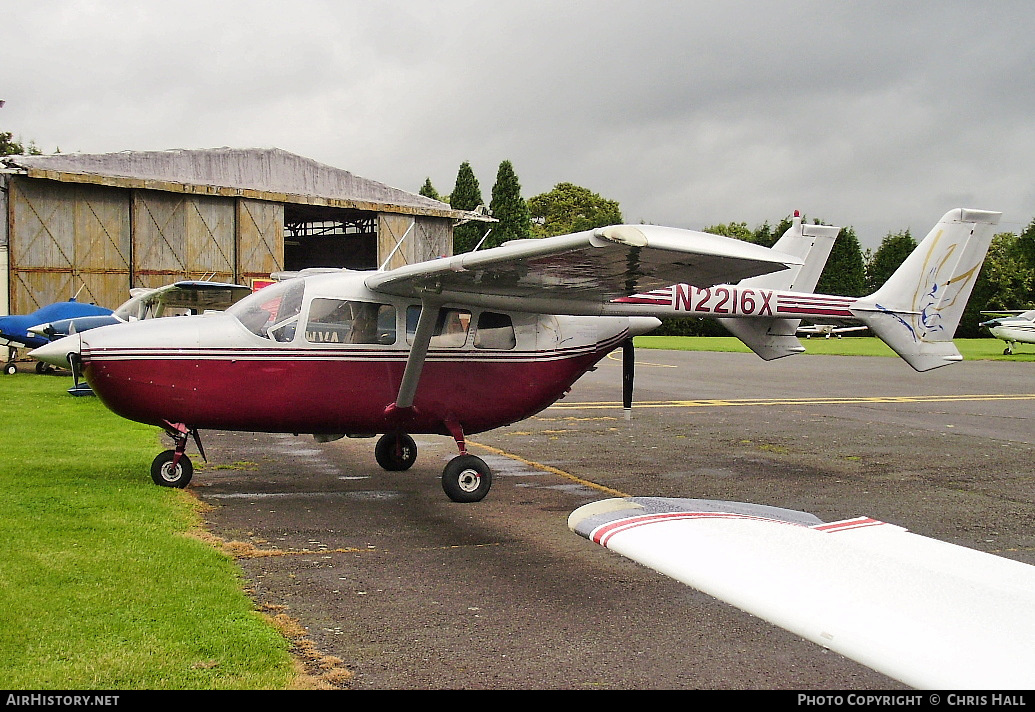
[150, 423, 204, 488]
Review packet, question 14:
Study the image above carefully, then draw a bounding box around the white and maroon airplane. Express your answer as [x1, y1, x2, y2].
[31, 208, 1000, 502]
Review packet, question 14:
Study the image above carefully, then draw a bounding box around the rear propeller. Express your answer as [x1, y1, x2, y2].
[622, 337, 635, 419]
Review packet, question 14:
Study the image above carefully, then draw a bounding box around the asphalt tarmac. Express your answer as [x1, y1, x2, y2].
[193, 349, 1035, 690]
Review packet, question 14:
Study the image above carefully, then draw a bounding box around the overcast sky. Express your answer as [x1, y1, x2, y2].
[3, 1, 1034, 247]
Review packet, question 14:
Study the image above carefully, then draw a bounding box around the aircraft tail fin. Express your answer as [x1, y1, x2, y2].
[851, 208, 1001, 372]
[738, 214, 840, 293]
[719, 215, 841, 360]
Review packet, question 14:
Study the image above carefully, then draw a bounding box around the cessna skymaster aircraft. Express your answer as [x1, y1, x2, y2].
[32, 208, 1000, 502]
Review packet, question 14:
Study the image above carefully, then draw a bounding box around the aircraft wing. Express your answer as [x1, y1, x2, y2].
[365, 226, 802, 313]
[569, 497, 1035, 690]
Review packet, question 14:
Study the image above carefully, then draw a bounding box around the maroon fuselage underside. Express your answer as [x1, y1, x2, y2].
[83, 349, 609, 436]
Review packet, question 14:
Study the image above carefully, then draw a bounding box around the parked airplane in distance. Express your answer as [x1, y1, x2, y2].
[28, 280, 251, 395]
[32, 208, 1001, 502]
[29, 280, 252, 341]
[796, 323, 869, 338]
[979, 309, 1035, 354]
[1, 299, 113, 374]
[569, 496, 1035, 689]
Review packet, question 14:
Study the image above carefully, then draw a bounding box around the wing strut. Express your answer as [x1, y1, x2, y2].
[387, 296, 441, 412]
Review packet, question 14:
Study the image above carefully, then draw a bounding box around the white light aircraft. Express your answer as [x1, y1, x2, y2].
[569, 496, 1035, 689]
[979, 309, 1035, 354]
[796, 323, 869, 338]
[31, 208, 1000, 502]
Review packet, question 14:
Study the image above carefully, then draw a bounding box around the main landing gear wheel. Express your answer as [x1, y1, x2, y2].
[4, 362, 16, 375]
[441, 455, 492, 503]
[151, 450, 194, 488]
[375, 432, 418, 471]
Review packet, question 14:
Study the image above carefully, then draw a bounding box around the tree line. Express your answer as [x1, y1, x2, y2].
[425, 161, 1035, 339]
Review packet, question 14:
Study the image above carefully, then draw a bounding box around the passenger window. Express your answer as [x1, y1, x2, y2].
[406, 306, 471, 348]
[306, 299, 397, 344]
[474, 312, 516, 350]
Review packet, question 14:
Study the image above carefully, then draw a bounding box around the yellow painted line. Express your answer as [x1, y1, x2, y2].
[604, 351, 678, 368]
[547, 393, 1035, 410]
[467, 441, 630, 497]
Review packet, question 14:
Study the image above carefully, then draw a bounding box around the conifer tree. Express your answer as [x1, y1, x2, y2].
[450, 161, 486, 254]
[486, 160, 531, 249]
[418, 177, 440, 201]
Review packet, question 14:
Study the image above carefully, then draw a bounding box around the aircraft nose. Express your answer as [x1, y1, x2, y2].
[30, 333, 81, 368]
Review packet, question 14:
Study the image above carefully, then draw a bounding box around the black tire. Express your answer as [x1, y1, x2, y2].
[150, 450, 194, 488]
[441, 455, 492, 503]
[3, 362, 16, 375]
[374, 433, 417, 471]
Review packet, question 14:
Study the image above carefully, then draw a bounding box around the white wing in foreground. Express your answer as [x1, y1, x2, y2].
[569, 497, 1035, 690]
[365, 225, 801, 314]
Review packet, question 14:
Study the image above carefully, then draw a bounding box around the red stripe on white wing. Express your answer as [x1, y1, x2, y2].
[591, 511, 805, 547]
[812, 517, 886, 533]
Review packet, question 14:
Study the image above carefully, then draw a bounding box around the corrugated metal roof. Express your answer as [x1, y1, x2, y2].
[3, 147, 485, 220]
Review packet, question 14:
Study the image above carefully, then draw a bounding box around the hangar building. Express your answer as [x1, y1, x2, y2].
[0, 147, 485, 315]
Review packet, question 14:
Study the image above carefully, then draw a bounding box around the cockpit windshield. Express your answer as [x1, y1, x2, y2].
[227, 280, 305, 341]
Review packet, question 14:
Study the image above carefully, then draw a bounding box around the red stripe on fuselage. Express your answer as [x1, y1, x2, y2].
[82, 338, 623, 436]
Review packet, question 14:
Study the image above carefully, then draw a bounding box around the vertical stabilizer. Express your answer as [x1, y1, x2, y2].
[719, 215, 841, 360]
[851, 209, 1001, 371]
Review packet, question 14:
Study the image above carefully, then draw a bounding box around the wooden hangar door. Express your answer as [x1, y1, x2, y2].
[7, 177, 131, 313]
[131, 190, 236, 289]
[237, 199, 283, 287]
[377, 214, 452, 271]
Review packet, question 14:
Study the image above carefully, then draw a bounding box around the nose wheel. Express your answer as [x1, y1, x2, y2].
[150, 422, 204, 488]
[151, 450, 194, 488]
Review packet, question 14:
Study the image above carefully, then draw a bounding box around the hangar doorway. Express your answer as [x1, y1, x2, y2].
[284, 204, 377, 271]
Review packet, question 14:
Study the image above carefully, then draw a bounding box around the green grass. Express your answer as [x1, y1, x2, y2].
[635, 336, 1035, 362]
[0, 374, 294, 689]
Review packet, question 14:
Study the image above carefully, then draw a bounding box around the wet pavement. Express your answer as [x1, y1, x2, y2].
[189, 350, 1035, 689]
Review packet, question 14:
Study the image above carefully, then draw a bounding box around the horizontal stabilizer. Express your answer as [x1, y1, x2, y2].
[718, 318, 804, 360]
[718, 215, 840, 358]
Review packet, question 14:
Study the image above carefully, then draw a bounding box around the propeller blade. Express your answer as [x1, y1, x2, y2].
[622, 337, 635, 417]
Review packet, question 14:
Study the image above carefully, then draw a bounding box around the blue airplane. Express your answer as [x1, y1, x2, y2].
[1, 299, 114, 374]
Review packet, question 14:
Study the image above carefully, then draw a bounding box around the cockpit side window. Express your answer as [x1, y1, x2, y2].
[228, 280, 305, 341]
[474, 312, 516, 350]
[306, 299, 397, 345]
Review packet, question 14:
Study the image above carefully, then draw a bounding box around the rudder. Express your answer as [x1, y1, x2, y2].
[851, 208, 1001, 371]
